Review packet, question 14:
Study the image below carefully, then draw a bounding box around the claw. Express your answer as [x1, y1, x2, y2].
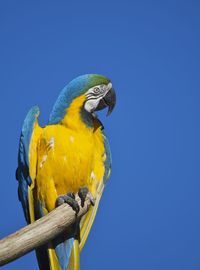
[78, 187, 95, 207]
[87, 192, 95, 206]
[78, 187, 88, 207]
[56, 192, 80, 214]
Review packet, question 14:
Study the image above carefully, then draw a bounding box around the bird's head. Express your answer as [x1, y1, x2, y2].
[82, 75, 116, 116]
[49, 74, 116, 126]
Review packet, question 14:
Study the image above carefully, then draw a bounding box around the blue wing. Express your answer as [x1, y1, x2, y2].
[16, 106, 40, 223]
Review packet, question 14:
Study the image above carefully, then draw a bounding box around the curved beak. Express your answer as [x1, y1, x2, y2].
[95, 88, 116, 116]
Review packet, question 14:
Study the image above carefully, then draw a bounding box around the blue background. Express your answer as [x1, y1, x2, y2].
[0, 1, 200, 269]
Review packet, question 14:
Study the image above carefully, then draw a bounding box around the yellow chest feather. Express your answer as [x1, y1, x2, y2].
[35, 124, 105, 211]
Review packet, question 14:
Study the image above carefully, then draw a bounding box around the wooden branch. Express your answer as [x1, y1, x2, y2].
[0, 195, 92, 266]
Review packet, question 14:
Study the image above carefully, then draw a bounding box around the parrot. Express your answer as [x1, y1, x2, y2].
[16, 74, 116, 270]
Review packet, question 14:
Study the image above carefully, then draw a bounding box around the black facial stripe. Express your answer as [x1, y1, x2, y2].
[86, 97, 99, 101]
[86, 93, 94, 98]
[87, 92, 105, 100]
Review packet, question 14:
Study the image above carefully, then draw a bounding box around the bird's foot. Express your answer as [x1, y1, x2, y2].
[78, 187, 95, 207]
[56, 192, 80, 214]
[56, 188, 95, 213]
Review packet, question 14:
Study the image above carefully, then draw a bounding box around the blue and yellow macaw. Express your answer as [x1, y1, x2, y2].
[16, 74, 116, 270]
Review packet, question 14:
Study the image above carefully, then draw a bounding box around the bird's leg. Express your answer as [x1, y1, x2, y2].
[56, 192, 80, 214]
[78, 187, 95, 207]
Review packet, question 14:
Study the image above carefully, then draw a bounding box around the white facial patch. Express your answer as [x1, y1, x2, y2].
[84, 97, 101, 113]
[84, 82, 112, 113]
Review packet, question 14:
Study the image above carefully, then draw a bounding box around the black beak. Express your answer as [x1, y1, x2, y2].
[95, 88, 116, 116]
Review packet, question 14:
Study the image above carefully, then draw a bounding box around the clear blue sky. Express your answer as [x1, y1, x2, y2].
[0, 1, 200, 269]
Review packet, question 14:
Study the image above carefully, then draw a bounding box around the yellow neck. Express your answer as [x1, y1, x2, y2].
[61, 95, 93, 130]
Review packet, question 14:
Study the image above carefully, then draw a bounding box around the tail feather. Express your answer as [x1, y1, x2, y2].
[54, 238, 74, 270]
[36, 239, 80, 270]
[67, 240, 80, 270]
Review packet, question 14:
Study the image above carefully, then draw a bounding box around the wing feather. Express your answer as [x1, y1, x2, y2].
[17, 106, 40, 223]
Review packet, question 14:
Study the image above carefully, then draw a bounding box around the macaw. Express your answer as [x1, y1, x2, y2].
[16, 74, 116, 270]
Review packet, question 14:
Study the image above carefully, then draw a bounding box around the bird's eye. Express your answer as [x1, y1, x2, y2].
[93, 87, 101, 95]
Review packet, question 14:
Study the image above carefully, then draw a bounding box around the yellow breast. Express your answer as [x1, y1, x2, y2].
[35, 123, 105, 211]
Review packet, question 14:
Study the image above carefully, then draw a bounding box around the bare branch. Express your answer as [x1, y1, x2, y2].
[0, 195, 92, 266]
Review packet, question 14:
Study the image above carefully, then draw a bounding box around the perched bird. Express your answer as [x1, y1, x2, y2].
[16, 74, 116, 270]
